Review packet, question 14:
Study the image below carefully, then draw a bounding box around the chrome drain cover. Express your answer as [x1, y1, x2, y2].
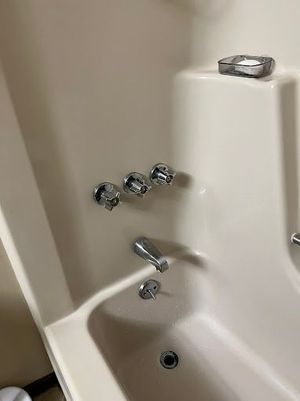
[139, 279, 160, 300]
[160, 351, 179, 369]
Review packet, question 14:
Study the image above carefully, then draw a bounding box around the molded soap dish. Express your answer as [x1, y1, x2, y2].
[218, 55, 274, 78]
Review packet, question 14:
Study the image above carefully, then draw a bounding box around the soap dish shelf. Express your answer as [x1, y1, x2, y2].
[218, 55, 275, 78]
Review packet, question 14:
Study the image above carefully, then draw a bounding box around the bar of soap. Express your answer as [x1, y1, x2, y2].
[237, 59, 261, 66]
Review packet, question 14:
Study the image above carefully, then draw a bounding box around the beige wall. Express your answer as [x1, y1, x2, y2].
[0, 240, 51, 387]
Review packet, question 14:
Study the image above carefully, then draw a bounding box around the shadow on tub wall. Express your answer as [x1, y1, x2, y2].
[0, 241, 51, 387]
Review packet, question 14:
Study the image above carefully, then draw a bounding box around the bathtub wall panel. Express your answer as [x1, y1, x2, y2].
[0, 65, 73, 325]
[1, 0, 300, 307]
[1, 0, 300, 325]
[0, 0, 191, 305]
[172, 71, 300, 394]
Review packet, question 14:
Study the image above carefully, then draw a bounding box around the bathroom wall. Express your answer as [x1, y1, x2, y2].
[189, 0, 300, 69]
[0, 240, 51, 387]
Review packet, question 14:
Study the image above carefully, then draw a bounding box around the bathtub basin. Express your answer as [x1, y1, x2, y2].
[46, 257, 297, 401]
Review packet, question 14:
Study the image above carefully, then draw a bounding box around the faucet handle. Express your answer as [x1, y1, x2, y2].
[93, 182, 121, 211]
[123, 172, 152, 197]
[150, 163, 176, 185]
[291, 233, 300, 245]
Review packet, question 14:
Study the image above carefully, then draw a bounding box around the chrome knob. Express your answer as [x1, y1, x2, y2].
[123, 172, 152, 197]
[150, 163, 176, 185]
[291, 233, 300, 245]
[93, 182, 120, 211]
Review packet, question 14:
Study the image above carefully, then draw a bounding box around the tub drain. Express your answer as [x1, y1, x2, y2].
[160, 351, 179, 369]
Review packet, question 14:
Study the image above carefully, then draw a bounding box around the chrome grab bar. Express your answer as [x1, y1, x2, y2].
[291, 233, 300, 245]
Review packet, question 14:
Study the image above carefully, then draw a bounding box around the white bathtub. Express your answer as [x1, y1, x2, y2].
[1, 39, 300, 400]
[46, 255, 298, 401]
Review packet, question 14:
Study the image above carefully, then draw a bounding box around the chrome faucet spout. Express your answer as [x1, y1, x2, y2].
[133, 237, 169, 273]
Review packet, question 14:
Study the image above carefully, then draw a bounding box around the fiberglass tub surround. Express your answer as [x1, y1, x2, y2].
[41, 72, 300, 401]
[2, 2, 300, 401]
[3, 68, 300, 401]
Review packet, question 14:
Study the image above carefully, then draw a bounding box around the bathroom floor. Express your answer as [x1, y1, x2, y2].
[23, 373, 66, 401]
[33, 386, 66, 401]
